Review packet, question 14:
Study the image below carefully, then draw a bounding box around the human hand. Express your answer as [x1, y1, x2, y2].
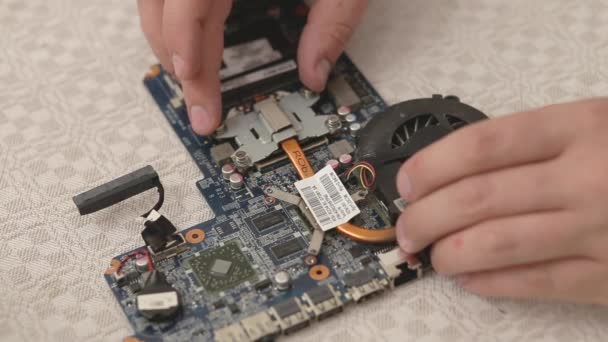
[395, 98, 608, 305]
[137, 0, 367, 135]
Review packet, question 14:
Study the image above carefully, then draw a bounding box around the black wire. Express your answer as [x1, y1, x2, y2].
[141, 183, 165, 218]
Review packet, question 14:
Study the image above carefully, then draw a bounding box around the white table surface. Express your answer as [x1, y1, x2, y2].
[2, 0, 608, 341]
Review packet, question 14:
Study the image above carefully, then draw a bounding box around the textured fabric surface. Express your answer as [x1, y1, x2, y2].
[1, 0, 608, 341]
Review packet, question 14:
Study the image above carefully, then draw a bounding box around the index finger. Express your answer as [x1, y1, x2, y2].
[298, 0, 367, 91]
[396, 103, 575, 202]
[138, 0, 172, 74]
[163, 0, 232, 135]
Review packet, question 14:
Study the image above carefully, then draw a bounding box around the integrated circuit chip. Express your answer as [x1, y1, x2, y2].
[210, 259, 233, 277]
[303, 284, 343, 320]
[270, 238, 304, 260]
[348, 245, 365, 258]
[343, 269, 375, 287]
[305, 285, 334, 305]
[214, 221, 239, 238]
[252, 210, 286, 233]
[254, 278, 272, 292]
[188, 241, 256, 292]
[270, 298, 311, 334]
[272, 298, 301, 319]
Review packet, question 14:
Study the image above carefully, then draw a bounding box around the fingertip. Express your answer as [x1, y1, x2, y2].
[299, 58, 332, 92]
[298, 0, 367, 90]
[181, 76, 222, 136]
[396, 215, 416, 253]
[189, 105, 221, 136]
[296, 19, 335, 92]
[396, 164, 412, 200]
[315, 59, 332, 89]
[138, 0, 173, 74]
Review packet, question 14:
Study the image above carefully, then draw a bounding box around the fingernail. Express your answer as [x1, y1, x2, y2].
[172, 53, 186, 80]
[189, 105, 209, 133]
[397, 171, 412, 200]
[396, 227, 415, 254]
[316, 59, 332, 84]
[398, 237, 416, 253]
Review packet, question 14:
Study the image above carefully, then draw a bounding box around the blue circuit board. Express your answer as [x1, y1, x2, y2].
[103, 53, 417, 342]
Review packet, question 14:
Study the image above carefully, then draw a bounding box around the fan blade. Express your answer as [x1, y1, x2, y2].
[393, 132, 405, 147]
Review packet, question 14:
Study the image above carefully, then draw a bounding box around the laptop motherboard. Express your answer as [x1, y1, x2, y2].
[72, 1, 488, 341]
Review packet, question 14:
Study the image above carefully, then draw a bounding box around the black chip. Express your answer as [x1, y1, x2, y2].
[272, 298, 301, 319]
[228, 303, 240, 314]
[188, 241, 256, 292]
[129, 282, 142, 293]
[352, 84, 367, 97]
[306, 285, 334, 304]
[255, 278, 272, 292]
[252, 211, 286, 233]
[362, 95, 374, 105]
[343, 269, 374, 287]
[214, 221, 239, 238]
[117, 271, 140, 287]
[348, 245, 365, 258]
[213, 300, 225, 310]
[360, 256, 373, 266]
[270, 238, 304, 259]
[116, 274, 129, 287]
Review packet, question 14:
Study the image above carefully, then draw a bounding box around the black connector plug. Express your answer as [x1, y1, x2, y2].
[73, 165, 163, 216]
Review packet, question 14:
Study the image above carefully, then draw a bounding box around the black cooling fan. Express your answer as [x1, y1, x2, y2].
[355, 95, 488, 220]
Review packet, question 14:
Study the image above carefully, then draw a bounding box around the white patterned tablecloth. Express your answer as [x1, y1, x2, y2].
[1, 0, 608, 341]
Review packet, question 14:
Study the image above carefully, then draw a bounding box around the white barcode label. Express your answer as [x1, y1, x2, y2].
[294, 165, 360, 231]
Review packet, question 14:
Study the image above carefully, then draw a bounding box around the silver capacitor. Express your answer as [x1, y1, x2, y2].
[135, 255, 149, 272]
[349, 122, 361, 137]
[337, 105, 351, 117]
[345, 113, 357, 123]
[274, 271, 291, 291]
[229, 173, 244, 190]
[221, 163, 235, 181]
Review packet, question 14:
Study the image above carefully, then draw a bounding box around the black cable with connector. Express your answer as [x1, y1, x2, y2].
[72, 165, 164, 217]
[73, 165, 181, 253]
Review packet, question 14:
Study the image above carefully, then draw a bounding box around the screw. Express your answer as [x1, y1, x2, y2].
[234, 150, 251, 171]
[302, 88, 317, 99]
[325, 114, 342, 134]
[304, 255, 318, 266]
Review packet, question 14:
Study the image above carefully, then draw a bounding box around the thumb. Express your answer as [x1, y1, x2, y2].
[297, 0, 368, 92]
